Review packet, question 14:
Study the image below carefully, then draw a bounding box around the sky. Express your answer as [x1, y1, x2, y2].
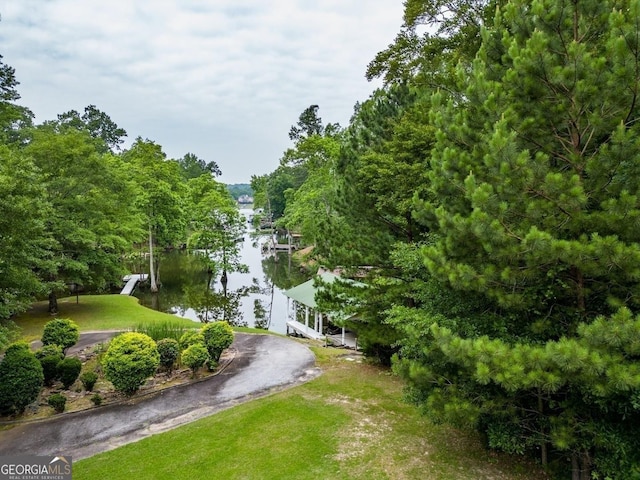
[0, 1, 404, 184]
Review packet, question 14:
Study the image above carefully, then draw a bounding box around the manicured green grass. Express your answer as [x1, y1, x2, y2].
[14, 295, 199, 341]
[74, 346, 548, 480]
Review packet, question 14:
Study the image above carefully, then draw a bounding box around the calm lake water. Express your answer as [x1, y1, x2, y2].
[133, 208, 310, 335]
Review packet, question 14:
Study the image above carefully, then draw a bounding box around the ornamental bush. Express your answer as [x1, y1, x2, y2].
[178, 330, 205, 351]
[156, 338, 180, 373]
[102, 332, 159, 396]
[39, 355, 61, 386]
[201, 321, 234, 363]
[0, 342, 44, 415]
[35, 344, 64, 361]
[41, 318, 79, 354]
[48, 393, 66, 413]
[181, 343, 209, 377]
[58, 357, 82, 389]
[80, 371, 98, 392]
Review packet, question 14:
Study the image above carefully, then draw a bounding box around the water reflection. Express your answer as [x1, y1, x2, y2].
[133, 208, 311, 334]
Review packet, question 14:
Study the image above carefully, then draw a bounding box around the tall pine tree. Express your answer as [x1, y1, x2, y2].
[399, 0, 640, 478]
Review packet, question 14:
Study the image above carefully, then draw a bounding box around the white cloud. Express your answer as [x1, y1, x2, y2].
[0, 0, 403, 183]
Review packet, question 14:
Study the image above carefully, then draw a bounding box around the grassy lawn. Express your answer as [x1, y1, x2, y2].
[13, 294, 199, 341]
[74, 347, 548, 480]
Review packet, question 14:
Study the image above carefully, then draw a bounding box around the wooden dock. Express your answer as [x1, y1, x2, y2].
[120, 274, 147, 295]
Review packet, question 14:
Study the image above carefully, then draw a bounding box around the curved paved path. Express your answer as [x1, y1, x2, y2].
[0, 333, 320, 460]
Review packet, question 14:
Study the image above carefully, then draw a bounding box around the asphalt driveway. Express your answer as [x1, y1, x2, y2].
[0, 333, 320, 460]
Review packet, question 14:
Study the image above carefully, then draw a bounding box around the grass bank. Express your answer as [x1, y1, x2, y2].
[14, 295, 198, 341]
[74, 347, 547, 480]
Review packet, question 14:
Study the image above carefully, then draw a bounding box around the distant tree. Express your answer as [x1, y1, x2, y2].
[0, 342, 44, 415]
[288, 105, 324, 141]
[0, 55, 33, 144]
[176, 152, 222, 179]
[57, 104, 127, 153]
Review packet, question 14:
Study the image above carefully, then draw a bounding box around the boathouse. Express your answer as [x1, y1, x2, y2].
[284, 272, 361, 348]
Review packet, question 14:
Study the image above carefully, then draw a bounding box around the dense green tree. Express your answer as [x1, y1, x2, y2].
[366, 0, 498, 88]
[122, 138, 186, 292]
[397, 0, 640, 477]
[0, 147, 53, 319]
[24, 126, 143, 311]
[175, 152, 221, 179]
[0, 55, 33, 145]
[186, 175, 246, 288]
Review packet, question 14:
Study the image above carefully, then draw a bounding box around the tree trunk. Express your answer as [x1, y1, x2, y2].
[571, 450, 592, 480]
[149, 223, 158, 293]
[48, 291, 58, 315]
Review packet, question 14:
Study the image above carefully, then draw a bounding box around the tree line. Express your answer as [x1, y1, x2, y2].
[251, 1, 640, 478]
[0, 56, 243, 324]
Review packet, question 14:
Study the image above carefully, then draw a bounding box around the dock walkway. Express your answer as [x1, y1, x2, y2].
[286, 320, 325, 341]
[120, 274, 147, 295]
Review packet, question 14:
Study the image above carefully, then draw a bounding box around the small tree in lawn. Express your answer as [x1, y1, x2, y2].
[102, 333, 159, 396]
[181, 343, 209, 377]
[41, 318, 79, 354]
[201, 321, 234, 364]
[0, 342, 44, 415]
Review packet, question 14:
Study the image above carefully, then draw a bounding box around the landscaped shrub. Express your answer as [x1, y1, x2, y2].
[179, 330, 205, 350]
[181, 343, 209, 377]
[91, 393, 103, 406]
[0, 342, 44, 415]
[80, 371, 98, 391]
[34, 344, 64, 360]
[41, 318, 80, 354]
[102, 332, 160, 395]
[58, 357, 82, 389]
[48, 393, 66, 413]
[201, 321, 234, 363]
[39, 355, 62, 386]
[157, 338, 180, 373]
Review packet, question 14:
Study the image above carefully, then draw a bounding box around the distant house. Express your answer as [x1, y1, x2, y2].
[237, 195, 254, 204]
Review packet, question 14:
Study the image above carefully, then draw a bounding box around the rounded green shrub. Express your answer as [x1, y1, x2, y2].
[58, 357, 82, 389]
[41, 318, 79, 354]
[181, 343, 209, 377]
[157, 338, 180, 372]
[80, 371, 98, 391]
[48, 393, 66, 413]
[102, 332, 160, 396]
[39, 355, 62, 386]
[201, 321, 234, 363]
[179, 330, 205, 350]
[35, 344, 64, 360]
[0, 342, 44, 415]
[91, 393, 103, 406]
